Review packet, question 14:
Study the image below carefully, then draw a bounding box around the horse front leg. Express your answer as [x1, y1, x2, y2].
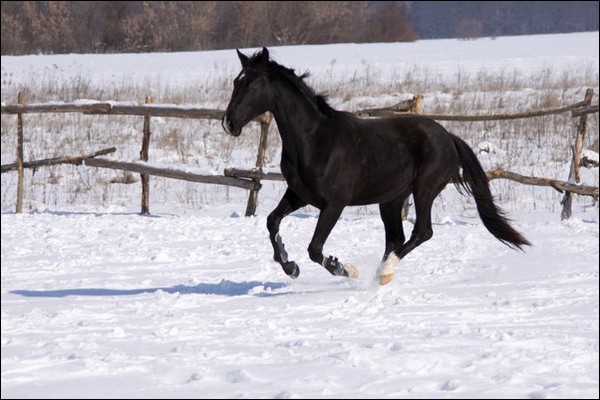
[307, 205, 359, 278]
[267, 189, 307, 278]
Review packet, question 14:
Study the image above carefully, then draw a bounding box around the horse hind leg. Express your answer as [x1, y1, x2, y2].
[379, 182, 442, 285]
[267, 189, 307, 278]
[378, 253, 400, 285]
[377, 196, 408, 285]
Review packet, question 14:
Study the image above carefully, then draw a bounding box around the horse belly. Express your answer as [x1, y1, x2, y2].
[350, 167, 414, 205]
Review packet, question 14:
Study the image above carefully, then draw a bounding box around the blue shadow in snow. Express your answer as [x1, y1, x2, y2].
[10, 280, 287, 298]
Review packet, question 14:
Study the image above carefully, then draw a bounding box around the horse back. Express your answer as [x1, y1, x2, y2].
[345, 115, 460, 204]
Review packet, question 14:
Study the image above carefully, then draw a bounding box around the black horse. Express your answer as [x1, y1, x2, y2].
[222, 47, 530, 285]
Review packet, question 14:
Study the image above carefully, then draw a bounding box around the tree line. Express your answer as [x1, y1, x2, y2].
[2, 1, 597, 56]
[1, 1, 414, 55]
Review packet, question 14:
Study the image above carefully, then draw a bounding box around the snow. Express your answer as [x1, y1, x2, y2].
[1, 32, 599, 398]
[583, 148, 599, 164]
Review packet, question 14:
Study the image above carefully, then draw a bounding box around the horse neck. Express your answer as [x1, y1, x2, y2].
[270, 81, 322, 153]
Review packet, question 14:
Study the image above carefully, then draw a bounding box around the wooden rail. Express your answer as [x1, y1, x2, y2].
[486, 168, 598, 197]
[2, 95, 273, 215]
[358, 97, 592, 121]
[1, 102, 225, 119]
[2, 90, 597, 218]
[224, 166, 598, 197]
[1, 147, 116, 173]
[85, 158, 259, 191]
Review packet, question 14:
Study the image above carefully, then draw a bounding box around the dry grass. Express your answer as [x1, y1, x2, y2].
[1, 61, 598, 215]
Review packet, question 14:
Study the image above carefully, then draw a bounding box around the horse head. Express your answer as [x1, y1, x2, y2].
[222, 47, 273, 137]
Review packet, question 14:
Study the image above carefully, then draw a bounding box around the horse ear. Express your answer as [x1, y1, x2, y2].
[237, 49, 249, 67]
[257, 47, 269, 64]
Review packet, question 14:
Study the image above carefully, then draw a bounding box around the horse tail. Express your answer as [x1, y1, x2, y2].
[449, 133, 531, 250]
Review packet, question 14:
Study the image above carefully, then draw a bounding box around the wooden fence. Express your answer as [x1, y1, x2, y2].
[1, 90, 598, 219]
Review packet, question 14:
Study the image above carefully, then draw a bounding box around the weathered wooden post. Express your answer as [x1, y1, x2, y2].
[15, 92, 25, 213]
[561, 88, 594, 220]
[140, 96, 153, 214]
[401, 95, 424, 220]
[245, 112, 273, 216]
[411, 94, 423, 114]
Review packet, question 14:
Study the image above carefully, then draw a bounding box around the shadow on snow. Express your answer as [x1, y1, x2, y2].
[11, 279, 287, 298]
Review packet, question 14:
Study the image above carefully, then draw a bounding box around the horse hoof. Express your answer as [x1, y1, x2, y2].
[379, 274, 394, 285]
[344, 263, 359, 279]
[283, 261, 300, 279]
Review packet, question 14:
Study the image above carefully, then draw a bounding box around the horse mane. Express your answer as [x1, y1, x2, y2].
[247, 51, 336, 117]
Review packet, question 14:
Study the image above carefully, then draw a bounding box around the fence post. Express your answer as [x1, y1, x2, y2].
[401, 95, 424, 220]
[140, 96, 153, 214]
[15, 92, 25, 213]
[245, 112, 272, 216]
[561, 88, 594, 220]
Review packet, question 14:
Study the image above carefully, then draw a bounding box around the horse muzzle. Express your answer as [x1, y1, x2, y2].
[221, 114, 242, 137]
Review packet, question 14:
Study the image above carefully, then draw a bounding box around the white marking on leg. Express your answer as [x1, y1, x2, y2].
[343, 263, 359, 278]
[379, 253, 399, 276]
[378, 253, 399, 285]
[275, 233, 288, 263]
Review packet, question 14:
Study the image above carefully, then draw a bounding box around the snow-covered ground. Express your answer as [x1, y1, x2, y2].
[2, 32, 599, 398]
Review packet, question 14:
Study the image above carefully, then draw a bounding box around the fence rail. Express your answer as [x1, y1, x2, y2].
[84, 158, 259, 191]
[1, 147, 116, 173]
[2, 90, 598, 218]
[1, 102, 225, 119]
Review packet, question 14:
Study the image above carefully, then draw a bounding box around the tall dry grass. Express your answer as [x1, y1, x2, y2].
[1, 61, 598, 217]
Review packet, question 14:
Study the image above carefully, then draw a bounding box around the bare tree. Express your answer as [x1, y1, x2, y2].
[42, 1, 76, 53]
[221, 1, 270, 49]
[366, 2, 415, 43]
[1, 1, 27, 54]
[1, 1, 415, 55]
[124, 2, 217, 52]
[215, 1, 378, 49]
[309, 1, 372, 44]
[1, 1, 76, 54]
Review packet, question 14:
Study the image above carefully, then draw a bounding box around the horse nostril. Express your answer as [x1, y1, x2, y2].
[222, 115, 231, 133]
